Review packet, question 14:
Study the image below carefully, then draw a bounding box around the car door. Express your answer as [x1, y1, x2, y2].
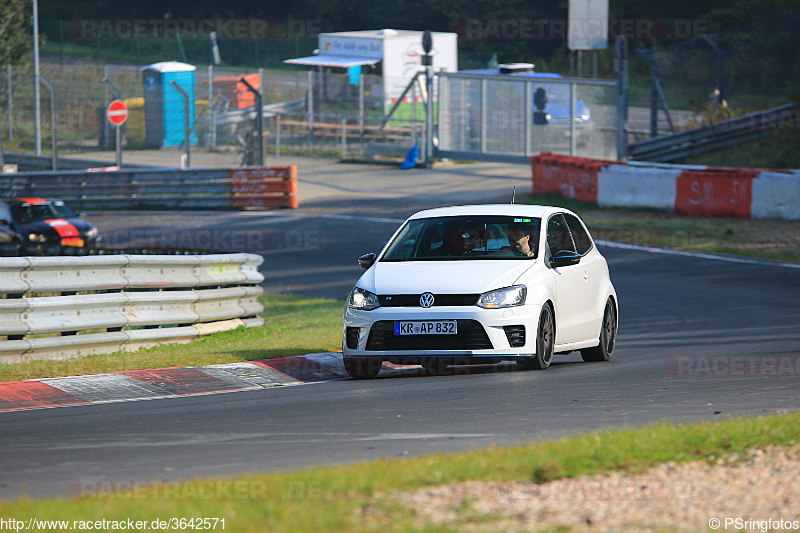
[547, 213, 586, 345]
[564, 213, 605, 342]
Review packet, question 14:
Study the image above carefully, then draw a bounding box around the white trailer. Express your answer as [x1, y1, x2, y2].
[285, 29, 458, 111]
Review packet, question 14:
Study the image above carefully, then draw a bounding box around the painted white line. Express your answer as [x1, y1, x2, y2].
[596, 240, 800, 269]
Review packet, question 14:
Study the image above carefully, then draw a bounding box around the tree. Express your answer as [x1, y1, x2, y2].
[0, 0, 35, 65]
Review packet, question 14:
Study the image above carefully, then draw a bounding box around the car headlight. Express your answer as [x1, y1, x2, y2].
[28, 233, 48, 242]
[348, 287, 380, 311]
[85, 228, 98, 238]
[476, 285, 527, 309]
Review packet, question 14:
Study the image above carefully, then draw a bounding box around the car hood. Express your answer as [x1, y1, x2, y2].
[362, 260, 535, 295]
[19, 218, 93, 237]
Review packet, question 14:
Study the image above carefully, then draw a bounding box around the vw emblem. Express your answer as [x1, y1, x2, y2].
[419, 292, 435, 308]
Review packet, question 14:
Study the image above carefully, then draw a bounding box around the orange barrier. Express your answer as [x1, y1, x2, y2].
[229, 165, 298, 209]
[531, 153, 619, 204]
[674, 167, 760, 218]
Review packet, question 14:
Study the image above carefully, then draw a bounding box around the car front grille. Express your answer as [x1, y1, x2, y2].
[365, 320, 493, 351]
[378, 294, 479, 307]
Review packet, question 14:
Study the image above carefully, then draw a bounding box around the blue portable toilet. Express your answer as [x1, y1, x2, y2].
[142, 61, 198, 148]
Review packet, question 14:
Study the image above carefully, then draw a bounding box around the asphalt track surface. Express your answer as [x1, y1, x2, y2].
[1, 155, 799, 500]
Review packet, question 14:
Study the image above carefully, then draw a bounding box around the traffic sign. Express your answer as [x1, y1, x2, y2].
[106, 99, 128, 127]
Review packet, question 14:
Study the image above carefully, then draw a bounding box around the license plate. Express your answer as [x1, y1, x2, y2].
[61, 238, 85, 247]
[394, 321, 457, 335]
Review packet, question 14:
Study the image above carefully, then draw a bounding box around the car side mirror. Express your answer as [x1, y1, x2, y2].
[0, 219, 9, 226]
[550, 250, 581, 268]
[358, 253, 377, 270]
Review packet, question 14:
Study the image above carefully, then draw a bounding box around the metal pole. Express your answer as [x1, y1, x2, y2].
[524, 79, 532, 156]
[307, 70, 314, 152]
[7, 65, 13, 141]
[103, 65, 110, 147]
[637, 49, 660, 138]
[115, 125, 122, 166]
[358, 74, 364, 154]
[411, 82, 417, 148]
[169, 81, 191, 168]
[569, 83, 576, 156]
[206, 65, 214, 151]
[479, 78, 487, 154]
[39, 75, 57, 170]
[426, 64, 434, 167]
[239, 77, 263, 165]
[33, 0, 41, 155]
[340, 118, 346, 160]
[275, 113, 281, 156]
[616, 37, 629, 161]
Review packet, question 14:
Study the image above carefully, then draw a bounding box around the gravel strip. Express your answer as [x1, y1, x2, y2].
[394, 444, 800, 532]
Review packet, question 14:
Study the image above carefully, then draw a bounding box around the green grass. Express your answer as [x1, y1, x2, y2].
[1, 412, 798, 531]
[0, 294, 344, 383]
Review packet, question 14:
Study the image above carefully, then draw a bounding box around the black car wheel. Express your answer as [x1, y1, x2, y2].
[518, 304, 554, 370]
[581, 298, 617, 362]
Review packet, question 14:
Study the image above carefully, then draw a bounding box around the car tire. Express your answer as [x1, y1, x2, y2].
[518, 304, 555, 370]
[581, 298, 617, 363]
[343, 357, 382, 379]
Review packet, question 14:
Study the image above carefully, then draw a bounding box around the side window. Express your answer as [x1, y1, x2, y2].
[0, 204, 11, 224]
[547, 214, 576, 256]
[564, 214, 593, 255]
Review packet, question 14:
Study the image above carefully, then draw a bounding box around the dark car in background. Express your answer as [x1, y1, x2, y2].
[0, 198, 100, 248]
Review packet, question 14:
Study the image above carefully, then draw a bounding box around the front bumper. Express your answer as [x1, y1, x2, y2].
[342, 303, 542, 359]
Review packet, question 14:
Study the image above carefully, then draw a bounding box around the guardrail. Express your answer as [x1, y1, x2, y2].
[628, 103, 800, 162]
[2, 152, 152, 172]
[0, 253, 265, 363]
[0, 165, 298, 209]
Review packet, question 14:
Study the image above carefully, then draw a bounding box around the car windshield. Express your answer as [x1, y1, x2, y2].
[13, 201, 77, 222]
[381, 215, 542, 261]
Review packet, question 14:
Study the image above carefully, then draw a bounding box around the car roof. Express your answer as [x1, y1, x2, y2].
[14, 197, 51, 205]
[408, 204, 575, 220]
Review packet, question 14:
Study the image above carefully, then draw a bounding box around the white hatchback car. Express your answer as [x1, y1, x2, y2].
[342, 204, 618, 378]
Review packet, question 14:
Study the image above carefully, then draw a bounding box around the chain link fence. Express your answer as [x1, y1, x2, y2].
[438, 72, 619, 161]
[633, 8, 800, 129]
[0, 61, 425, 164]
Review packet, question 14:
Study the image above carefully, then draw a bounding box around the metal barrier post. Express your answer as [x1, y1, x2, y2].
[39, 75, 57, 170]
[169, 81, 191, 168]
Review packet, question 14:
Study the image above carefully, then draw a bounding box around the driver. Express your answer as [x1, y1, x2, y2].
[505, 224, 536, 257]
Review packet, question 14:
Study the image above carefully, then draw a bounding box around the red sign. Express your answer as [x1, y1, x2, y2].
[106, 99, 128, 126]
